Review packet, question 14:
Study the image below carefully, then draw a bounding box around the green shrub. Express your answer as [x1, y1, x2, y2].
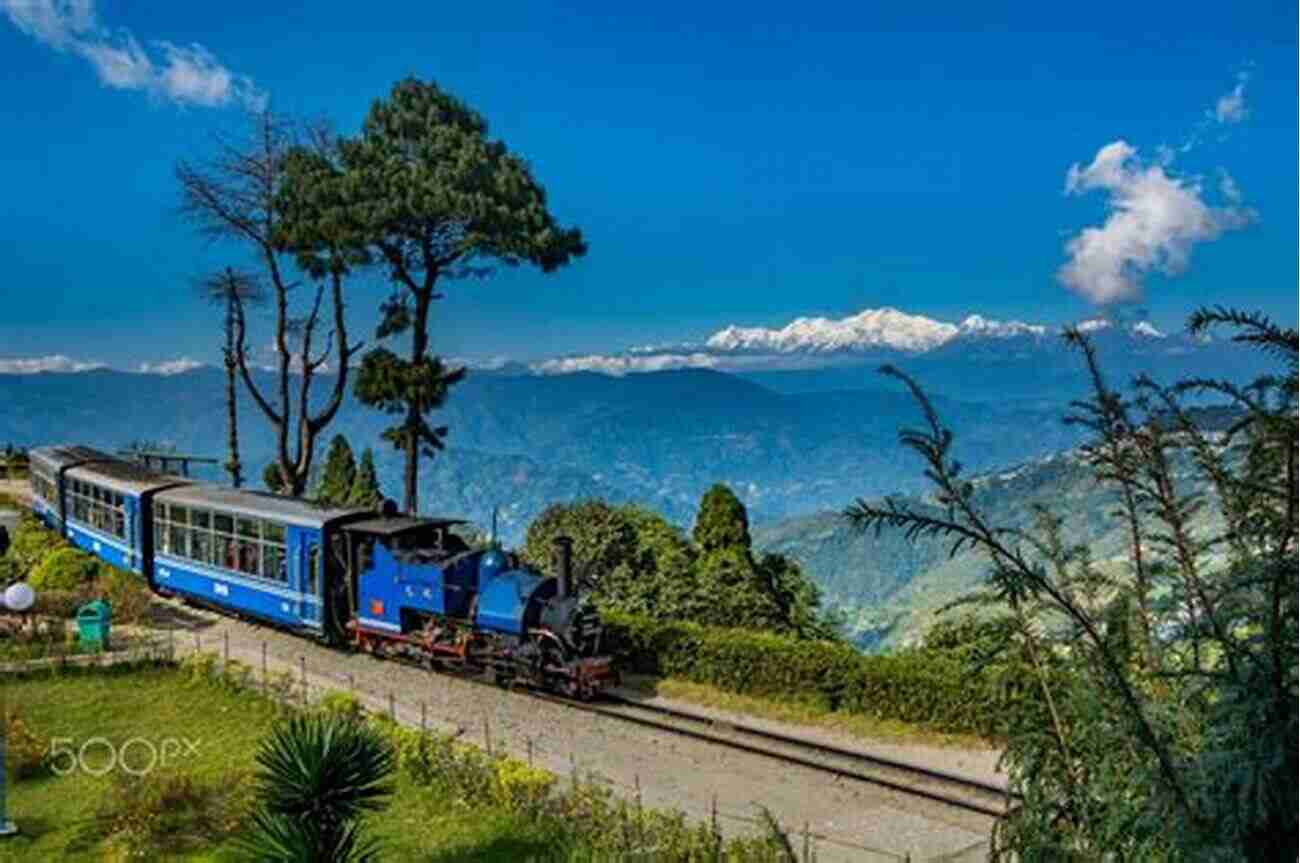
[30, 546, 99, 591]
[317, 689, 366, 722]
[33, 587, 95, 618]
[3, 512, 67, 580]
[94, 566, 154, 624]
[604, 611, 1011, 738]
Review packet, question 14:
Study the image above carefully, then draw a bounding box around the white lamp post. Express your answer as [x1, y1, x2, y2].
[0, 581, 35, 838]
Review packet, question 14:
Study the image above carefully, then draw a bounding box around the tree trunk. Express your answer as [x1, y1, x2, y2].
[224, 290, 243, 488]
[404, 286, 434, 515]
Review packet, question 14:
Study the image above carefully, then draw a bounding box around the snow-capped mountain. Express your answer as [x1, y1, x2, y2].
[705, 307, 959, 354]
[953, 314, 1048, 339]
[529, 307, 1181, 376]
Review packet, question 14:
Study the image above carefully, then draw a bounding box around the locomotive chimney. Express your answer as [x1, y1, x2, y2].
[555, 535, 573, 599]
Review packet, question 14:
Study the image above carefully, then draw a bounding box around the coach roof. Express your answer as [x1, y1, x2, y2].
[154, 483, 367, 528]
[66, 459, 189, 496]
[29, 445, 117, 471]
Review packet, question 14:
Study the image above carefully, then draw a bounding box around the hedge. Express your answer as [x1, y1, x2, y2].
[603, 612, 1014, 739]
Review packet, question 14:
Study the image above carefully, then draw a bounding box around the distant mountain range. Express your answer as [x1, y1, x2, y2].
[527, 306, 1249, 386]
[0, 364, 1088, 541]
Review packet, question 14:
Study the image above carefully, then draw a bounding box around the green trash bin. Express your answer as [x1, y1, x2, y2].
[77, 599, 112, 650]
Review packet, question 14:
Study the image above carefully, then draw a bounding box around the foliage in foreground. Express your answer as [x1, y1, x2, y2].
[235, 712, 396, 863]
[846, 307, 1298, 861]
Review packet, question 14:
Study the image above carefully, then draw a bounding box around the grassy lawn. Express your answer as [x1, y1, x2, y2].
[0, 666, 560, 862]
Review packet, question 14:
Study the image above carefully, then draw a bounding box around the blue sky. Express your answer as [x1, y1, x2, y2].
[0, 0, 1295, 371]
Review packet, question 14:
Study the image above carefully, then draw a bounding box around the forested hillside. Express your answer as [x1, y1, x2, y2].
[755, 445, 1224, 651]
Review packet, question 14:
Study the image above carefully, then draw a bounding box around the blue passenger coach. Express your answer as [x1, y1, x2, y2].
[62, 458, 189, 575]
[28, 445, 118, 532]
[150, 484, 367, 634]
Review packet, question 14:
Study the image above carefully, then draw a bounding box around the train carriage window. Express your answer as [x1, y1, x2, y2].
[216, 535, 236, 571]
[192, 510, 210, 530]
[113, 509, 125, 539]
[154, 520, 167, 554]
[172, 506, 189, 526]
[358, 538, 374, 574]
[237, 541, 261, 576]
[169, 524, 188, 559]
[237, 518, 259, 540]
[190, 528, 211, 565]
[264, 545, 286, 584]
[214, 513, 234, 535]
[307, 544, 320, 595]
[264, 522, 285, 545]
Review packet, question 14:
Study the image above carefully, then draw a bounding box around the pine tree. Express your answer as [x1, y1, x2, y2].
[347, 449, 384, 509]
[315, 435, 357, 505]
[692, 483, 752, 553]
[334, 78, 587, 514]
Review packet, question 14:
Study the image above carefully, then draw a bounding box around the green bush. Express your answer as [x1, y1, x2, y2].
[317, 690, 366, 722]
[33, 587, 95, 618]
[30, 546, 99, 591]
[2, 512, 67, 581]
[95, 566, 153, 624]
[604, 612, 1012, 738]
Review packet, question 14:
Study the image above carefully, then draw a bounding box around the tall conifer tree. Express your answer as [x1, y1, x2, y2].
[326, 78, 586, 514]
[314, 435, 357, 505]
[347, 449, 384, 508]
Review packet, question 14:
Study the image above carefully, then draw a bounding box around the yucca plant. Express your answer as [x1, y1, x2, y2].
[234, 713, 396, 862]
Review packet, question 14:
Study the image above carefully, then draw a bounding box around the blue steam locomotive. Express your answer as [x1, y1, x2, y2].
[27, 445, 618, 698]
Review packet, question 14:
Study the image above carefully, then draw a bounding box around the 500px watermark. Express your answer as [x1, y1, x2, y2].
[46, 737, 201, 777]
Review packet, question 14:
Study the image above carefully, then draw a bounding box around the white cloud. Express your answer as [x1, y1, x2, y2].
[136, 357, 205, 375]
[1212, 71, 1249, 124]
[1, 0, 265, 109]
[1218, 169, 1242, 204]
[0, 354, 106, 373]
[1059, 140, 1253, 305]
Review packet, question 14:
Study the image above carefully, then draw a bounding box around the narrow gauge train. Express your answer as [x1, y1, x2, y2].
[27, 445, 618, 699]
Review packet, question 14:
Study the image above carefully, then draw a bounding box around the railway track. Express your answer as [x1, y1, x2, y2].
[530, 689, 1017, 819]
[168, 594, 1015, 820]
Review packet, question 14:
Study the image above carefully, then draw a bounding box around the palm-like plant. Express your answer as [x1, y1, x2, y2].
[235, 713, 396, 862]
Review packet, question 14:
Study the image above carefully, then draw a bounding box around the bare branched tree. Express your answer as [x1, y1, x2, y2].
[176, 110, 363, 497]
[196, 267, 266, 488]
